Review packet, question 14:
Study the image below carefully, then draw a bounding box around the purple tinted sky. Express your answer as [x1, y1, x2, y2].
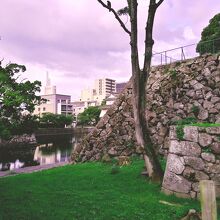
[0, 0, 219, 100]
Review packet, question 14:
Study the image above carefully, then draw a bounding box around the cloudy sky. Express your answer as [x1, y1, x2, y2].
[0, 0, 219, 100]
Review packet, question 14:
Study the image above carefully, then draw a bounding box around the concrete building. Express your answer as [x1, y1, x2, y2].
[72, 100, 97, 119]
[94, 78, 116, 98]
[80, 78, 116, 105]
[99, 93, 118, 118]
[34, 73, 73, 116]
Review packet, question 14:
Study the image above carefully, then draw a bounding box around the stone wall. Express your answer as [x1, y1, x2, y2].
[162, 125, 220, 198]
[71, 53, 220, 163]
[0, 134, 37, 148]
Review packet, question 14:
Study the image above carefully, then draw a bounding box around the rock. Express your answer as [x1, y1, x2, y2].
[183, 126, 198, 142]
[162, 171, 192, 194]
[108, 148, 117, 156]
[183, 156, 205, 171]
[192, 182, 199, 192]
[193, 82, 204, 90]
[169, 126, 177, 140]
[208, 164, 220, 174]
[202, 67, 211, 76]
[169, 140, 201, 157]
[186, 90, 195, 97]
[166, 154, 185, 174]
[206, 127, 220, 134]
[211, 96, 220, 104]
[201, 152, 215, 163]
[203, 100, 213, 110]
[198, 133, 213, 147]
[211, 142, 220, 154]
[183, 167, 209, 181]
[174, 103, 184, 109]
[212, 174, 220, 182]
[198, 108, 209, 120]
[205, 91, 212, 100]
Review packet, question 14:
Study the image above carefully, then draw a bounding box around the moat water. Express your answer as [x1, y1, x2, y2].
[0, 134, 83, 171]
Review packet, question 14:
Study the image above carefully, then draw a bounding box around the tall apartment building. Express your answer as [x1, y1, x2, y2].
[33, 73, 72, 116]
[80, 78, 116, 105]
[94, 78, 116, 97]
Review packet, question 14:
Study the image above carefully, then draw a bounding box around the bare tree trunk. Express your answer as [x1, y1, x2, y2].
[130, 0, 163, 182]
[97, 0, 164, 182]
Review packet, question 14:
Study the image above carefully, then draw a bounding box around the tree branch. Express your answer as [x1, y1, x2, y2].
[97, 0, 131, 36]
[156, 0, 164, 8]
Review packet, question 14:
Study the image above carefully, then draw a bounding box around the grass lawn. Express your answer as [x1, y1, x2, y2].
[0, 160, 203, 220]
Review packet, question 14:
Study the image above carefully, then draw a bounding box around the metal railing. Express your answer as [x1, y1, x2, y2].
[152, 38, 220, 66]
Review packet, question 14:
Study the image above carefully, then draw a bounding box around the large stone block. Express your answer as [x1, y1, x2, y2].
[198, 108, 209, 120]
[206, 127, 220, 134]
[162, 171, 192, 194]
[183, 166, 209, 182]
[201, 152, 215, 163]
[183, 126, 198, 142]
[166, 154, 185, 175]
[169, 140, 201, 157]
[183, 156, 205, 171]
[211, 142, 220, 154]
[198, 133, 213, 147]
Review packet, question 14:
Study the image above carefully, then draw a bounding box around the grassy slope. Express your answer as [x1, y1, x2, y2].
[0, 160, 201, 220]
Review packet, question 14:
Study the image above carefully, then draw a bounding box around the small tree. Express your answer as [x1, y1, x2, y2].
[39, 113, 73, 128]
[77, 106, 101, 126]
[0, 62, 42, 138]
[97, 0, 164, 182]
[196, 13, 220, 55]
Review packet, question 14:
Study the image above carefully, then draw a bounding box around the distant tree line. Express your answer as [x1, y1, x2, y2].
[197, 13, 220, 55]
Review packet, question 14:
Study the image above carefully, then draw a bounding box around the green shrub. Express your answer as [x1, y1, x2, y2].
[176, 125, 184, 140]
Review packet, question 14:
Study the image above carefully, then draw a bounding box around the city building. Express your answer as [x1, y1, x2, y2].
[99, 93, 118, 118]
[33, 73, 73, 116]
[80, 78, 116, 105]
[72, 100, 97, 119]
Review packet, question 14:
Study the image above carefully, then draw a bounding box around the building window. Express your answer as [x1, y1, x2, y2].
[43, 107, 46, 111]
[38, 108, 40, 111]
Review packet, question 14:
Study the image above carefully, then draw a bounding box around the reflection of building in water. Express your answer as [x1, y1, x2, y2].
[34, 145, 71, 165]
[10, 160, 24, 170]
[0, 160, 24, 171]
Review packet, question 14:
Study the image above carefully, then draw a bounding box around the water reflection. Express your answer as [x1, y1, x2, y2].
[0, 135, 81, 171]
[34, 142, 72, 165]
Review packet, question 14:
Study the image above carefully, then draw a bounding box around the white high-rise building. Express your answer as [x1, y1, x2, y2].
[44, 72, 56, 95]
[94, 78, 116, 98]
[33, 73, 72, 116]
[80, 78, 116, 105]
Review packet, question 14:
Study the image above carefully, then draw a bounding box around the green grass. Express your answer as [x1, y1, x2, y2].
[0, 160, 201, 220]
[190, 123, 220, 127]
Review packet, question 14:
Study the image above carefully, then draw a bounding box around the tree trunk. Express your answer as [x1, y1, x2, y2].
[97, 0, 164, 182]
[130, 0, 163, 182]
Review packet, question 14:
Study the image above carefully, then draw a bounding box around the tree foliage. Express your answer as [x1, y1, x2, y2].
[196, 13, 220, 55]
[0, 63, 42, 139]
[77, 106, 101, 126]
[39, 113, 73, 128]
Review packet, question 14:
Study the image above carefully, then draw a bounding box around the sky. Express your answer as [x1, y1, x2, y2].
[0, 0, 220, 100]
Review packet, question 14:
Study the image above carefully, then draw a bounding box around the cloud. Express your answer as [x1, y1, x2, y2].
[0, 0, 220, 99]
